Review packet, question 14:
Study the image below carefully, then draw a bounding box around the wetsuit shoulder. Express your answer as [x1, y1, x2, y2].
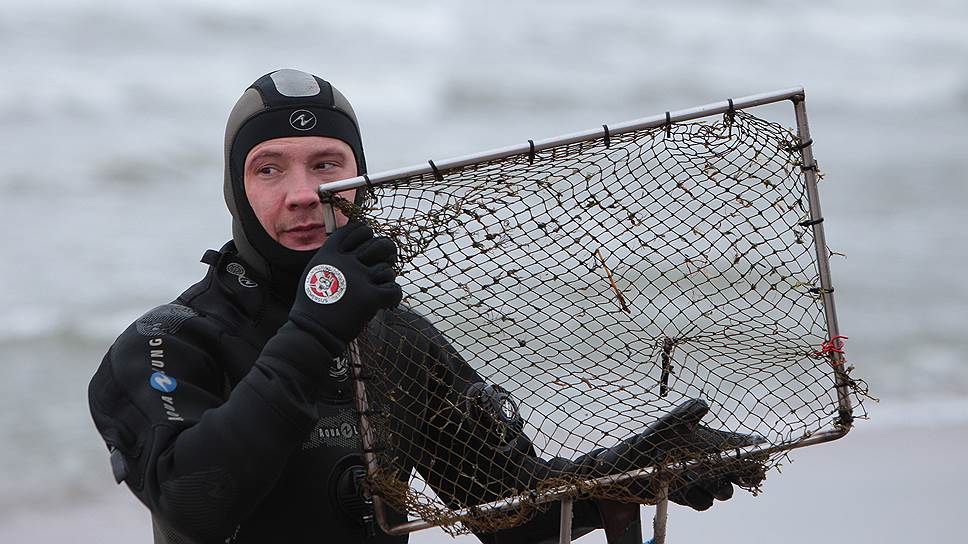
[88, 276, 341, 542]
[89, 303, 225, 480]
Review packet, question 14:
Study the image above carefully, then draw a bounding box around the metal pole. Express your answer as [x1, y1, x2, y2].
[319, 196, 395, 534]
[319, 87, 805, 195]
[651, 480, 669, 544]
[559, 498, 573, 544]
[791, 94, 854, 427]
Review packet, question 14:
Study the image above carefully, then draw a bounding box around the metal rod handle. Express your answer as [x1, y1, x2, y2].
[651, 480, 669, 544]
[318, 198, 393, 534]
[319, 191, 338, 234]
[559, 497, 573, 544]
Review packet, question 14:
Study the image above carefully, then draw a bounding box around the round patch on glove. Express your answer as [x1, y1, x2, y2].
[305, 264, 347, 304]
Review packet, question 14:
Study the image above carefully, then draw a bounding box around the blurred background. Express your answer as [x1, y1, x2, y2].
[1, 0, 965, 542]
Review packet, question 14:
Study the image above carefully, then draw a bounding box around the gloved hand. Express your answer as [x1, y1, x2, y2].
[287, 222, 402, 356]
[513, 399, 766, 542]
[660, 419, 767, 511]
[582, 398, 767, 542]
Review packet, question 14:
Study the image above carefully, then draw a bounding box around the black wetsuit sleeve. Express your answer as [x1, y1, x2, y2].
[88, 305, 334, 542]
[386, 311, 601, 544]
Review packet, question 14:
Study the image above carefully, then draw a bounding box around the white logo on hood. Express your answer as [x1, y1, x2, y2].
[289, 109, 317, 131]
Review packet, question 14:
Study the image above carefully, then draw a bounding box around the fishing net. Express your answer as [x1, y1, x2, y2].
[333, 109, 869, 536]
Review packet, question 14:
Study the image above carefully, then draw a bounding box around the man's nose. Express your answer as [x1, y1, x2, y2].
[286, 174, 321, 210]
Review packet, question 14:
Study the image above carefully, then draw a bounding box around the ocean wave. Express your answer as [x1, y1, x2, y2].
[0, 307, 140, 346]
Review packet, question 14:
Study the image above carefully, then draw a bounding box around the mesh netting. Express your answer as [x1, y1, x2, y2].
[335, 110, 868, 535]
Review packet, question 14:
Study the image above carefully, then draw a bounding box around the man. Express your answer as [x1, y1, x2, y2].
[89, 69, 758, 544]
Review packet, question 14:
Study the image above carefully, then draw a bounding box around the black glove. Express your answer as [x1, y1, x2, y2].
[582, 399, 765, 518]
[287, 222, 402, 356]
[581, 400, 766, 542]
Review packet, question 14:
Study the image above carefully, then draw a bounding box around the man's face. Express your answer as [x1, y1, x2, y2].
[244, 136, 358, 251]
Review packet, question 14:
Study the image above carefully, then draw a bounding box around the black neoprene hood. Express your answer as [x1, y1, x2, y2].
[223, 69, 367, 279]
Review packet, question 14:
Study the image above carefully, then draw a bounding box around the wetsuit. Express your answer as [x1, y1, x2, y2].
[88, 242, 602, 543]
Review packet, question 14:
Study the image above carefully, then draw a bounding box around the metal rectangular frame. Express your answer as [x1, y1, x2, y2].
[319, 87, 853, 543]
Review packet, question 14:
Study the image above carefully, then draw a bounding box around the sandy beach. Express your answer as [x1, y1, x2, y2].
[3, 409, 963, 544]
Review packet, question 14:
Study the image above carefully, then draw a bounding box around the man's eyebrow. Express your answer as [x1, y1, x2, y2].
[246, 145, 352, 168]
[307, 147, 352, 160]
[247, 150, 283, 164]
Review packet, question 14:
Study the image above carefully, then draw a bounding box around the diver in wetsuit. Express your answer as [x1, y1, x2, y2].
[88, 69, 757, 544]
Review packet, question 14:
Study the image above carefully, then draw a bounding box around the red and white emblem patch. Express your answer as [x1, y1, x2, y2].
[304, 264, 347, 304]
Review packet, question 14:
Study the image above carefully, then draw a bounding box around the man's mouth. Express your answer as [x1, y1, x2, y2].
[275, 222, 327, 250]
[284, 223, 325, 233]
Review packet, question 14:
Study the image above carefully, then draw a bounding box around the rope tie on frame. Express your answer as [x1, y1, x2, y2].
[813, 335, 849, 366]
[428, 160, 443, 182]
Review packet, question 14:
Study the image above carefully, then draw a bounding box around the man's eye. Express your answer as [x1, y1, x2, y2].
[316, 162, 336, 170]
[258, 165, 278, 175]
